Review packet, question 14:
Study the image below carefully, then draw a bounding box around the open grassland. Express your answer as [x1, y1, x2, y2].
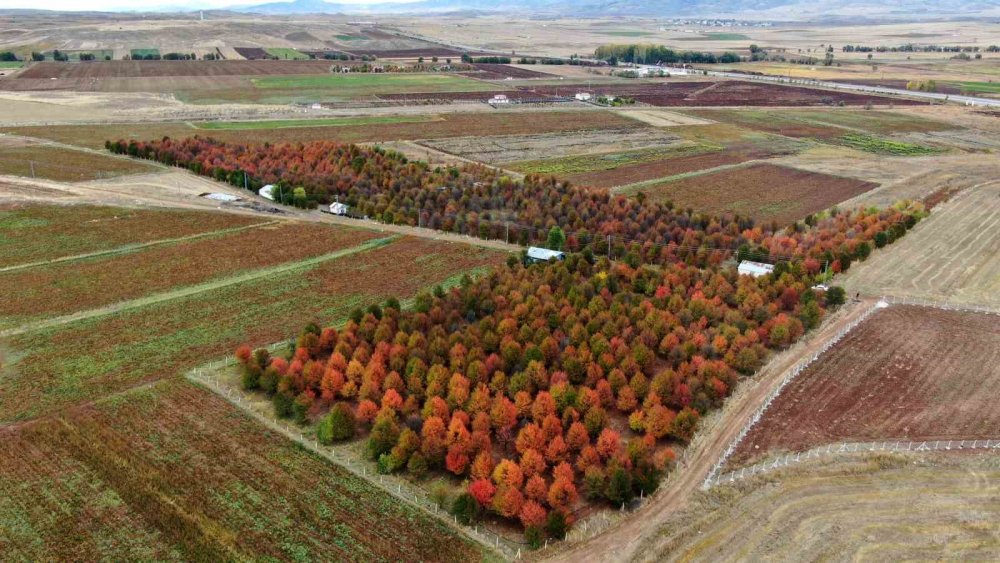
[840, 182, 1000, 307]
[0, 379, 492, 562]
[1, 111, 636, 150]
[0, 236, 504, 422]
[0, 222, 379, 329]
[638, 453, 1000, 562]
[952, 81, 1000, 95]
[0, 61, 23, 69]
[0, 145, 158, 182]
[730, 306, 1000, 469]
[192, 115, 436, 130]
[0, 204, 260, 269]
[631, 163, 877, 224]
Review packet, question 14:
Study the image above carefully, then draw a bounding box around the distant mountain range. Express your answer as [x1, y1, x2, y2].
[229, 0, 1000, 19]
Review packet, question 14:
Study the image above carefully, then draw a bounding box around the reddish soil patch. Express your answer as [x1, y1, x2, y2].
[643, 163, 877, 224]
[233, 47, 272, 60]
[566, 145, 794, 189]
[460, 64, 556, 80]
[521, 80, 925, 107]
[376, 90, 555, 103]
[14, 60, 343, 79]
[730, 306, 1000, 468]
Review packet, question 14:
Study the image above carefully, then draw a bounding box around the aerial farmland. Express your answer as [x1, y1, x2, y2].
[1, 4, 999, 562]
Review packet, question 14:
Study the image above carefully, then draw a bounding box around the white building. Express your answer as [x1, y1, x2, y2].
[738, 260, 775, 278]
[259, 184, 275, 201]
[329, 202, 349, 215]
[488, 94, 511, 105]
[574, 92, 593, 101]
[526, 247, 566, 263]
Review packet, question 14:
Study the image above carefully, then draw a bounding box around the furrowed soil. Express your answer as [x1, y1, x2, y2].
[635, 163, 877, 224]
[729, 306, 1000, 469]
[0, 379, 492, 562]
[0, 204, 260, 268]
[2, 110, 637, 150]
[840, 181, 1000, 307]
[0, 236, 504, 422]
[0, 221, 379, 328]
[635, 452, 1000, 562]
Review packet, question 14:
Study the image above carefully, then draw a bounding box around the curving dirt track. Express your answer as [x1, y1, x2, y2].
[634, 452, 1000, 561]
[542, 298, 877, 563]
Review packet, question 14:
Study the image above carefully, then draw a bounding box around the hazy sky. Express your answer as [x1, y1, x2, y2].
[0, 0, 408, 10]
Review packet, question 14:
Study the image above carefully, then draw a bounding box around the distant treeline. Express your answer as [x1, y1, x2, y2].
[842, 44, 1000, 53]
[595, 44, 740, 65]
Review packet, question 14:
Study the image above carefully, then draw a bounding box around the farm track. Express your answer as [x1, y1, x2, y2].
[0, 235, 398, 338]
[0, 220, 278, 273]
[543, 299, 878, 563]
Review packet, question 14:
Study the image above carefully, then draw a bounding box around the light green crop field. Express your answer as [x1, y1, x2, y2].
[677, 32, 752, 41]
[0, 61, 24, 68]
[952, 81, 1000, 94]
[265, 47, 310, 60]
[192, 115, 436, 130]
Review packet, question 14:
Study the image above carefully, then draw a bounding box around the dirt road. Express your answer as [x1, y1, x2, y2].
[544, 298, 877, 563]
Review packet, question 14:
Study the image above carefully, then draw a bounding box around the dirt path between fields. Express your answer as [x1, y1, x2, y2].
[543, 298, 877, 563]
[0, 236, 397, 338]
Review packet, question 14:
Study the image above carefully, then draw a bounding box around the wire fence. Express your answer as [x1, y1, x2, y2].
[702, 299, 884, 490]
[704, 296, 999, 489]
[714, 438, 1000, 485]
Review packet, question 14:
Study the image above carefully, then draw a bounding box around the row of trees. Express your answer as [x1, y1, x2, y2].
[108, 137, 922, 278]
[842, 44, 998, 53]
[594, 44, 741, 65]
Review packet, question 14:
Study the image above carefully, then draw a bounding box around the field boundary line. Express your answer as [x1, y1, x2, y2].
[716, 438, 1000, 485]
[0, 235, 399, 338]
[187, 370, 518, 560]
[0, 220, 281, 274]
[611, 160, 762, 194]
[702, 300, 885, 489]
[704, 296, 999, 490]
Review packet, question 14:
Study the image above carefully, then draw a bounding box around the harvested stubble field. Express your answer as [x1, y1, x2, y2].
[840, 181, 1000, 307]
[729, 305, 1000, 469]
[638, 452, 1000, 562]
[0, 379, 491, 562]
[0, 204, 260, 268]
[0, 222, 379, 329]
[2, 111, 637, 150]
[633, 163, 877, 224]
[419, 127, 680, 164]
[0, 144, 158, 182]
[0, 235, 504, 422]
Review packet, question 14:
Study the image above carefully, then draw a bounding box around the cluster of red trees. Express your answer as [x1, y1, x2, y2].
[236, 247, 872, 538]
[109, 137, 921, 271]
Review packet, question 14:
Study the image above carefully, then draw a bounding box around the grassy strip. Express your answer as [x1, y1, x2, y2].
[952, 81, 1000, 94]
[264, 47, 309, 60]
[838, 133, 939, 156]
[192, 115, 436, 130]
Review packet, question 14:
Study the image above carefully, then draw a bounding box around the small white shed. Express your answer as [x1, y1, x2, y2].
[488, 94, 511, 105]
[329, 202, 349, 215]
[574, 92, 593, 101]
[527, 247, 566, 263]
[738, 260, 775, 278]
[259, 184, 276, 201]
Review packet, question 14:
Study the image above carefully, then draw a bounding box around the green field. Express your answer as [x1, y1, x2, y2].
[264, 47, 310, 60]
[838, 133, 939, 156]
[0, 61, 23, 68]
[600, 31, 655, 37]
[129, 48, 160, 59]
[677, 32, 752, 41]
[508, 144, 718, 175]
[192, 115, 436, 130]
[335, 34, 364, 41]
[952, 81, 1000, 94]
